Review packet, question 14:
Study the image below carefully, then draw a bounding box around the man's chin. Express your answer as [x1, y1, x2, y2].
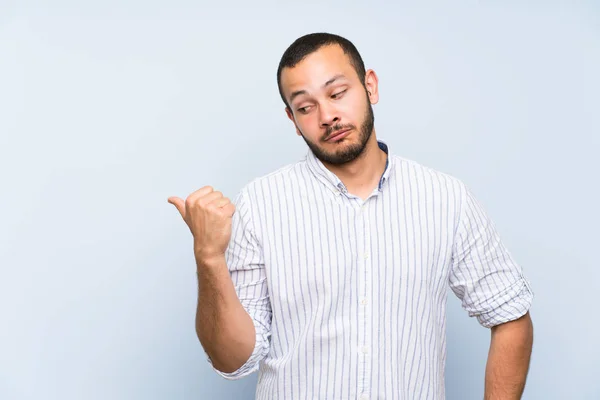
[315, 147, 364, 165]
[303, 134, 365, 165]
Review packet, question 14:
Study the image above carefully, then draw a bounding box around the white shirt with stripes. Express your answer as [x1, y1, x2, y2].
[207, 139, 534, 400]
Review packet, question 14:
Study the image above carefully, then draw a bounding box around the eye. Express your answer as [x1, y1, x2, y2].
[331, 89, 347, 99]
[297, 106, 311, 114]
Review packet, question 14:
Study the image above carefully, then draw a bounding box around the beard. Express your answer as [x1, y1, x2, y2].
[300, 96, 375, 166]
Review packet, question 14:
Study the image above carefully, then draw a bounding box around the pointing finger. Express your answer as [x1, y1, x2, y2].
[167, 196, 186, 219]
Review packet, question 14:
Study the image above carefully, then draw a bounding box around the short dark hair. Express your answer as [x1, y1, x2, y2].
[276, 32, 367, 109]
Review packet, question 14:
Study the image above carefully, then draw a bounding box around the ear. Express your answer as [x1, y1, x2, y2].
[285, 107, 302, 136]
[364, 69, 380, 105]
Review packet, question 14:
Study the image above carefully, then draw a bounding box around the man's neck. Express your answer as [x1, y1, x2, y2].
[322, 133, 387, 200]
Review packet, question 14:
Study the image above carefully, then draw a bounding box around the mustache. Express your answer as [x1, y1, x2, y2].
[324, 124, 355, 140]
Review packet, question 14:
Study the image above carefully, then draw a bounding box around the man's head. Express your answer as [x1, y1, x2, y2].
[277, 32, 379, 165]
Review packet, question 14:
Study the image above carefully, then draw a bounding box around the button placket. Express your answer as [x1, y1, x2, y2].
[356, 201, 372, 395]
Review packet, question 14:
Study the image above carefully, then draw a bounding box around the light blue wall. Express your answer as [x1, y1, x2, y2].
[1, 1, 598, 399]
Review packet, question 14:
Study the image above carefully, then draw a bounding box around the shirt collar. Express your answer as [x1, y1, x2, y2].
[305, 139, 393, 194]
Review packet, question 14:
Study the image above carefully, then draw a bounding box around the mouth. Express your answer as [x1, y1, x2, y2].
[326, 128, 352, 142]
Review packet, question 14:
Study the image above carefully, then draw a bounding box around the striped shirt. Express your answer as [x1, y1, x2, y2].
[207, 140, 534, 399]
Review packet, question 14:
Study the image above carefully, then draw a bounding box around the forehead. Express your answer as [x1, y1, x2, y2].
[280, 44, 358, 99]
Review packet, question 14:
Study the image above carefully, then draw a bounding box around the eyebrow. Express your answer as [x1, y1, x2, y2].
[289, 74, 347, 104]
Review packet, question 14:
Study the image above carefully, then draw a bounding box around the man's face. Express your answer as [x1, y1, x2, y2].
[280, 45, 376, 165]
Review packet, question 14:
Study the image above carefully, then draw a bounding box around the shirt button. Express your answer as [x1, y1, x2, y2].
[364, 253, 370, 259]
[361, 298, 368, 305]
[361, 346, 369, 354]
[360, 394, 369, 400]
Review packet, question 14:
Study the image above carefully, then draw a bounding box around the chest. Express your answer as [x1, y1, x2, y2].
[253, 183, 457, 310]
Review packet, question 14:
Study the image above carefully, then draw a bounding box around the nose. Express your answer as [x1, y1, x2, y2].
[318, 103, 339, 128]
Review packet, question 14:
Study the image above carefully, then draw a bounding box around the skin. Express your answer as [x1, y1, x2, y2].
[280, 44, 387, 200]
[168, 187, 255, 373]
[485, 312, 534, 399]
[168, 43, 534, 394]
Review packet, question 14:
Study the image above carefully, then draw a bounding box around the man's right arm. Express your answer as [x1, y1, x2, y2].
[168, 186, 271, 379]
[195, 254, 256, 374]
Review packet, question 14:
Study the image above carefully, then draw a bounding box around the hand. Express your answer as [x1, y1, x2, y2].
[168, 186, 236, 262]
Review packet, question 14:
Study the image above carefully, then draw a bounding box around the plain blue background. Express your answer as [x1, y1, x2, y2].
[1, 1, 598, 399]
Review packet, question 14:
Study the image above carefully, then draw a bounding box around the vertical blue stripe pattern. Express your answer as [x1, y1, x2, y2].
[208, 140, 534, 399]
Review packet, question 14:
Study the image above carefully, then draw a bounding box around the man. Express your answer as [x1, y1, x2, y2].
[168, 32, 534, 399]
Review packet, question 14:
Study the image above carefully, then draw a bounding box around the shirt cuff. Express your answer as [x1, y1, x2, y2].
[473, 276, 534, 328]
[207, 320, 270, 380]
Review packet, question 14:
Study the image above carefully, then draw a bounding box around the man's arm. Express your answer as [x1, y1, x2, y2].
[169, 186, 271, 379]
[484, 312, 534, 399]
[195, 255, 256, 373]
[448, 182, 535, 398]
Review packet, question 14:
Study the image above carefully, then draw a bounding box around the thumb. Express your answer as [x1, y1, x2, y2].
[167, 196, 186, 219]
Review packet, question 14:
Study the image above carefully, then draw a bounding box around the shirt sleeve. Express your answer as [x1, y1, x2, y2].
[449, 183, 534, 328]
[206, 188, 272, 379]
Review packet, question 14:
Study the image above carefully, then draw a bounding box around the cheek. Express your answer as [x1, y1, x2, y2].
[342, 97, 366, 122]
[297, 115, 319, 135]
[347, 95, 366, 111]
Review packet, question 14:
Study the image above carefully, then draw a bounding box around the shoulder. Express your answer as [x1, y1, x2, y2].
[389, 154, 468, 195]
[234, 158, 308, 202]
